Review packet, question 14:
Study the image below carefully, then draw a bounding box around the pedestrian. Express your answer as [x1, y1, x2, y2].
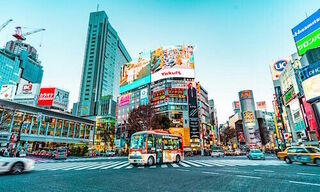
[0, 148, 4, 156]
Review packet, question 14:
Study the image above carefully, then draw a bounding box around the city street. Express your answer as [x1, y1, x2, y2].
[1, 155, 320, 192]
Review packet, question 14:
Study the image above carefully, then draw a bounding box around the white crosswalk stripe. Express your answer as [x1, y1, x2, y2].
[33, 159, 286, 172]
[113, 162, 130, 169]
[101, 161, 127, 169]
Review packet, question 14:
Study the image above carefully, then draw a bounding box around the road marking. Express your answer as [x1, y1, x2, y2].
[125, 165, 133, 169]
[101, 161, 127, 169]
[182, 160, 202, 167]
[201, 161, 223, 167]
[202, 171, 219, 175]
[138, 166, 145, 169]
[297, 173, 317, 176]
[50, 163, 91, 171]
[190, 161, 213, 167]
[179, 162, 191, 167]
[88, 162, 115, 170]
[236, 175, 261, 179]
[161, 164, 168, 168]
[254, 169, 274, 173]
[113, 162, 130, 169]
[289, 181, 320, 187]
[177, 169, 190, 172]
[75, 163, 102, 170]
[171, 163, 179, 168]
[150, 166, 156, 169]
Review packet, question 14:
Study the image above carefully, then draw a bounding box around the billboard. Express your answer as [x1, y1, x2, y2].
[292, 9, 320, 55]
[52, 88, 69, 110]
[269, 59, 288, 80]
[37, 88, 55, 106]
[151, 45, 195, 82]
[119, 93, 131, 107]
[187, 82, 199, 139]
[14, 83, 40, 106]
[256, 101, 267, 111]
[0, 85, 16, 100]
[37, 88, 69, 110]
[300, 61, 320, 102]
[119, 51, 151, 94]
[140, 87, 148, 105]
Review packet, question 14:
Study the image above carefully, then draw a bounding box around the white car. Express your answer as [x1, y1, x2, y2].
[0, 156, 35, 174]
[211, 150, 224, 157]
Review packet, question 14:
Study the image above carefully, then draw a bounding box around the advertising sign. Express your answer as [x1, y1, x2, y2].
[119, 51, 151, 94]
[119, 93, 130, 107]
[243, 111, 255, 127]
[14, 83, 40, 99]
[0, 85, 16, 100]
[300, 61, 320, 102]
[269, 59, 288, 80]
[37, 88, 55, 107]
[52, 88, 69, 110]
[187, 82, 199, 139]
[292, 9, 320, 55]
[140, 87, 148, 105]
[256, 101, 267, 111]
[151, 45, 195, 82]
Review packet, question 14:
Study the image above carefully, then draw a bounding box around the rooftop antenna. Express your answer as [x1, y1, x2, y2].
[305, 11, 308, 18]
[97, 3, 99, 11]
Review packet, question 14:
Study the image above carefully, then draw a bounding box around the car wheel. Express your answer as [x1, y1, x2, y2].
[285, 157, 292, 164]
[176, 155, 181, 163]
[10, 162, 24, 175]
[147, 156, 154, 166]
[315, 159, 320, 166]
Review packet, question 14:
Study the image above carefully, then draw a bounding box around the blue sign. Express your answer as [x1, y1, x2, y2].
[300, 61, 320, 81]
[292, 9, 320, 43]
[119, 75, 151, 94]
[274, 60, 287, 72]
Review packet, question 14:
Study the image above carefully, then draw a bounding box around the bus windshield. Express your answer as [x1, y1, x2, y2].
[130, 133, 147, 150]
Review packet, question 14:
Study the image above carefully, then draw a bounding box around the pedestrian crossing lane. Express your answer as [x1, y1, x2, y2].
[101, 161, 128, 169]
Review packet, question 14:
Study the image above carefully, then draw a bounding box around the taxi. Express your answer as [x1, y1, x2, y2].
[277, 146, 320, 165]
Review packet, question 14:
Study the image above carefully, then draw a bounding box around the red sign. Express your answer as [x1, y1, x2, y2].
[22, 84, 32, 92]
[37, 88, 55, 107]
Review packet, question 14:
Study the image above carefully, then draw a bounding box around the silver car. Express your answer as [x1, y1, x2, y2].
[211, 150, 224, 157]
[0, 156, 35, 174]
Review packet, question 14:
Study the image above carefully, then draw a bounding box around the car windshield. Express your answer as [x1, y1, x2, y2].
[130, 133, 147, 150]
[306, 147, 320, 153]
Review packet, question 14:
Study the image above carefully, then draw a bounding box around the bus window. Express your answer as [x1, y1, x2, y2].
[163, 138, 169, 150]
[147, 134, 155, 153]
[130, 134, 147, 150]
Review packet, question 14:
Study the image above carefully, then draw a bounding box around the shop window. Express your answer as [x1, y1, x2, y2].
[85, 125, 90, 139]
[39, 116, 47, 135]
[80, 124, 85, 138]
[0, 108, 14, 132]
[69, 122, 75, 138]
[47, 117, 55, 136]
[11, 111, 24, 134]
[31, 115, 39, 135]
[74, 123, 79, 138]
[62, 120, 69, 137]
[55, 119, 63, 137]
[22, 113, 33, 134]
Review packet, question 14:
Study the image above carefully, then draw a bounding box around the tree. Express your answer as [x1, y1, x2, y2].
[221, 127, 236, 145]
[126, 103, 171, 145]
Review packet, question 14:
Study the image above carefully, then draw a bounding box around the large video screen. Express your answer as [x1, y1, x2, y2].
[151, 45, 195, 82]
[119, 51, 151, 94]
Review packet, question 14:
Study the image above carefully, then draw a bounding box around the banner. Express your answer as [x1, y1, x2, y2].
[187, 82, 199, 139]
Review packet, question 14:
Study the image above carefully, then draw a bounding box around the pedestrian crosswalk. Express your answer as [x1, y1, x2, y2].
[33, 159, 286, 172]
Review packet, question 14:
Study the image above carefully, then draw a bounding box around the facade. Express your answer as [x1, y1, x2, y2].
[78, 11, 131, 117]
[0, 99, 95, 152]
[238, 90, 262, 147]
[209, 99, 219, 145]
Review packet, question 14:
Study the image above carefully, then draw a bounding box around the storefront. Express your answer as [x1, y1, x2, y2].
[0, 99, 95, 154]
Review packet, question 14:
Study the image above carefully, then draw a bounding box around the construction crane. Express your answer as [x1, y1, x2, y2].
[0, 19, 13, 33]
[12, 26, 45, 41]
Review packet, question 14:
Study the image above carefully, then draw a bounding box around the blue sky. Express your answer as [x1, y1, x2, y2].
[0, 0, 319, 123]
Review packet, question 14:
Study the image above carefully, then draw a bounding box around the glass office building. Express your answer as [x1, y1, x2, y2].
[78, 11, 131, 117]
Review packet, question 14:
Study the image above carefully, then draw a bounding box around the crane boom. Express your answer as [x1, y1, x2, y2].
[0, 19, 13, 32]
[22, 28, 45, 37]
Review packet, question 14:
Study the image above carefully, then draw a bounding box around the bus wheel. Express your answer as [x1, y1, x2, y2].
[176, 155, 180, 163]
[147, 156, 154, 166]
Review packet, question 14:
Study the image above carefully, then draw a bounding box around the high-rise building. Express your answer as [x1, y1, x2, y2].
[78, 11, 131, 117]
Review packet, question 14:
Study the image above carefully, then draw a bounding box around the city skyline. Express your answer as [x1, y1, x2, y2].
[0, 0, 319, 123]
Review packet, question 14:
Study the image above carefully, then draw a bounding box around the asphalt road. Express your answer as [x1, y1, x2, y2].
[1, 155, 319, 192]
